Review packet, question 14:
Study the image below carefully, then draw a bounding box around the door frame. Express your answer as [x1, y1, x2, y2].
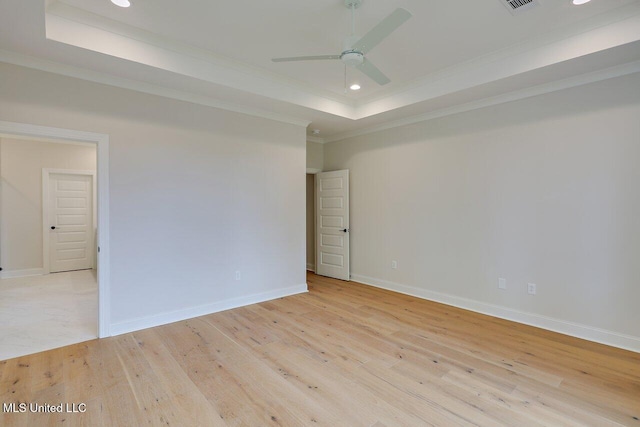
[0, 120, 111, 338]
[42, 169, 97, 274]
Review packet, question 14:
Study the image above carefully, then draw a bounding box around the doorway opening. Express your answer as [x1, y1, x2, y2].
[306, 173, 316, 273]
[0, 121, 110, 360]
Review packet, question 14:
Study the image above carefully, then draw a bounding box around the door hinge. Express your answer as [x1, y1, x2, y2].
[98, 246, 100, 253]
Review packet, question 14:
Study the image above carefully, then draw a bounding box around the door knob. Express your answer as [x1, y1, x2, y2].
[341, 228, 349, 232]
[51, 226, 56, 230]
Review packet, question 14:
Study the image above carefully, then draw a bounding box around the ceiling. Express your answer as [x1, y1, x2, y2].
[1, 0, 640, 141]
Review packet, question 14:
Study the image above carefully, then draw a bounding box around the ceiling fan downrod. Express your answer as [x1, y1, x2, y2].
[345, 0, 362, 36]
[342, 0, 363, 66]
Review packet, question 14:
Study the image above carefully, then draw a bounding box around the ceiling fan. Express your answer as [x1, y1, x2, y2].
[272, 0, 412, 86]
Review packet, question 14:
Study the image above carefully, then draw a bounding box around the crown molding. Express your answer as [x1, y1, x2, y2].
[357, 2, 640, 107]
[3, 53, 639, 144]
[324, 59, 640, 143]
[45, 3, 357, 119]
[5, 2, 640, 139]
[47, 2, 354, 108]
[306, 136, 325, 144]
[41, 2, 640, 123]
[353, 7, 640, 119]
[0, 49, 311, 128]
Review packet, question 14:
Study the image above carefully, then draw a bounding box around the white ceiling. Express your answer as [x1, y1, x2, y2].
[1, 0, 640, 141]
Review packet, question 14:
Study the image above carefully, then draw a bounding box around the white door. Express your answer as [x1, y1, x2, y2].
[48, 173, 94, 273]
[315, 170, 350, 281]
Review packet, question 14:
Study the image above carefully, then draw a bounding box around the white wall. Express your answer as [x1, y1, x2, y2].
[0, 137, 2, 273]
[0, 138, 96, 274]
[306, 141, 323, 172]
[324, 72, 640, 351]
[0, 63, 307, 334]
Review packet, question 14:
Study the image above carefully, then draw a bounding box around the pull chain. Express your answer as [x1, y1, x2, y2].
[344, 64, 347, 94]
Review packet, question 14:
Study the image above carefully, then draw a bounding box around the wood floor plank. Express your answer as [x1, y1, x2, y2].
[27, 348, 64, 395]
[440, 368, 581, 427]
[256, 340, 429, 426]
[243, 304, 338, 364]
[62, 340, 104, 402]
[156, 320, 274, 425]
[355, 359, 523, 427]
[112, 334, 194, 426]
[131, 328, 228, 427]
[218, 345, 341, 426]
[510, 384, 628, 427]
[0, 356, 33, 401]
[1, 271, 638, 426]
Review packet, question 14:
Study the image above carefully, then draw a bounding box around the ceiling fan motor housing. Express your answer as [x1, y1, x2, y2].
[341, 51, 364, 67]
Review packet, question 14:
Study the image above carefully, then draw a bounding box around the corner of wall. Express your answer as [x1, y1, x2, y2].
[110, 283, 308, 336]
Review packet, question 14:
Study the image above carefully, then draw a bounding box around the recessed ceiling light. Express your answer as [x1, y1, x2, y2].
[111, 0, 131, 7]
[350, 84, 361, 91]
[572, 0, 591, 5]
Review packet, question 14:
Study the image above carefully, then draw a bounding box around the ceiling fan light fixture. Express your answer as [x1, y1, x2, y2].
[350, 84, 361, 91]
[572, 0, 591, 4]
[341, 51, 364, 67]
[111, 0, 131, 8]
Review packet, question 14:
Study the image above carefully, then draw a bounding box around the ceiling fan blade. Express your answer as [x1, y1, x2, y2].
[351, 8, 412, 54]
[272, 55, 341, 62]
[356, 58, 391, 85]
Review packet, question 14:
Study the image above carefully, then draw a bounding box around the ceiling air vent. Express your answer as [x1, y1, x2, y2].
[500, 0, 540, 15]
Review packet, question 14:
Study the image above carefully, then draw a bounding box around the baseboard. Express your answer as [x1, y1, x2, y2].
[0, 268, 44, 279]
[110, 283, 308, 336]
[306, 262, 315, 272]
[351, 273, 640, 354]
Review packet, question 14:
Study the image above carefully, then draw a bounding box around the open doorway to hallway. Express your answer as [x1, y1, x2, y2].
[306, 173, 315, 273]
[0, 135, 98, 360]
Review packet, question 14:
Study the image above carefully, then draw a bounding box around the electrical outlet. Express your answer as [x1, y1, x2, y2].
[235, 271, 241, 281]
[527, 283, 537, 295]
[498, 278, 506, 290]
[391, 260, 398, 269]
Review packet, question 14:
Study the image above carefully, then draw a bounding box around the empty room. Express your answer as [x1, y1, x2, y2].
[1, 0, 639, 426]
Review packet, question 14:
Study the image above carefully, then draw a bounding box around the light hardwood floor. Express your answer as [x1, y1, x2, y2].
[1, 272, 639, 426]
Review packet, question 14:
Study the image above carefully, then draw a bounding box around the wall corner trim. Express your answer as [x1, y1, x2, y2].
[351, 274, 640, 354]
[109, 283, 308, 336]
[324, 59, 640, 144]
